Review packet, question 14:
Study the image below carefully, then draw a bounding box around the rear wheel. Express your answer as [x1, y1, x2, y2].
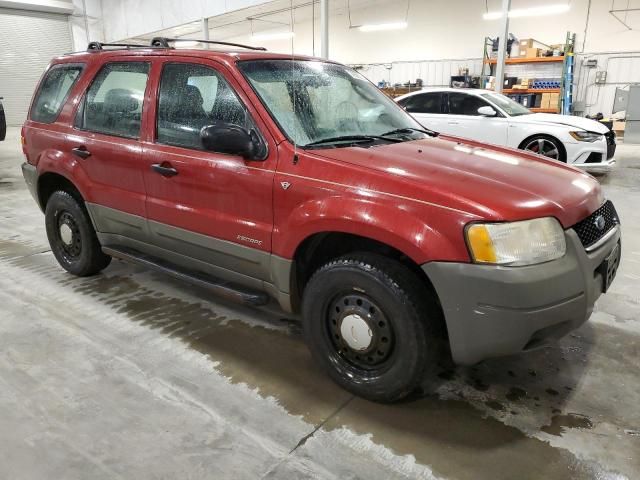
[45, 191, 111, 276]
[521, 135, 565, 162]
[302, 253, 442, 403]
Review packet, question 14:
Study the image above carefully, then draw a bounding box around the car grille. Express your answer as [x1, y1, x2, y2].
[605, 131, 616, 160]
[572, 200, 619, 249]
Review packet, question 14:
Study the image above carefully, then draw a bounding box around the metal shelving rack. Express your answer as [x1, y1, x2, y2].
[481, 32, 575, 114]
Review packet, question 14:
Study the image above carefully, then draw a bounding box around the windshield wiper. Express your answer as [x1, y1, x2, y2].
[381, 127, 439, 138]
[304, 135, 403, 147]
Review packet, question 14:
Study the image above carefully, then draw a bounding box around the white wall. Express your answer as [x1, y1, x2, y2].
[91, 0, 640, 115]
[218, 0, 640, 61]
[100, 0, 273, 43]
[70, 0, 104, 50]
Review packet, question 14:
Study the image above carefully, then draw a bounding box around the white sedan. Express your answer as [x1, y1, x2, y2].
[395, 88, 616, 173]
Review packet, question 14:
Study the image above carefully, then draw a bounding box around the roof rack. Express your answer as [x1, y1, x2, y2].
[87, 41, 159, 52]
[150, 37, 267, 51]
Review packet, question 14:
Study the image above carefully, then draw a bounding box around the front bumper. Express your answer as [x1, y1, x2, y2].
[423, 226, 621, 365]
[21, 162, 39, 206]
[573, 158, 616, 173]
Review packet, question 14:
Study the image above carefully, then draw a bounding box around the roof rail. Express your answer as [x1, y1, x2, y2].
[150, 37, 267, 51]
[87, 41, 156, 52]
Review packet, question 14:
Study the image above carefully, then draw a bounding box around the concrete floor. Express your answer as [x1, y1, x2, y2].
[1, 126, 639, 480]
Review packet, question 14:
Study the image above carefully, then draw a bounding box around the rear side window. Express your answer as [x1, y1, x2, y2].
[399, 93, 443, 114]
[30, 64, 84, 123]
[448, 92, 491, 116]
[76, 62, 150, 139]
[157, 63, 248, 150]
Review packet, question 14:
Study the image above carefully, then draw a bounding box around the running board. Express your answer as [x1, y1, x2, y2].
[102, 246, 270, 306]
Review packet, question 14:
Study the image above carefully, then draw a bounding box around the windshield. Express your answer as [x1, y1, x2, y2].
[238, 60, 428, 147]
[481, 92, 532, 117]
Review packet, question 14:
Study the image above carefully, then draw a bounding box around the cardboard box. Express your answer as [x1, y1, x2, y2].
[549, 92, 560, 108]
[519, 38, 534, 49]
[518, 78, 532, 88]
[613, 121, 626, 132]
[541, 93, 551, 109]
[525, 47, 541, 58]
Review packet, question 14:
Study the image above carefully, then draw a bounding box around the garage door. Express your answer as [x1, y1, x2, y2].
[0, 8, 72, 126]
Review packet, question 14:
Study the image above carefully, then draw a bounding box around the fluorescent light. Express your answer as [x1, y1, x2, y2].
[251, 31, 295, 41]
[358, 21, 408, 32]
[483, 4, 570, 20]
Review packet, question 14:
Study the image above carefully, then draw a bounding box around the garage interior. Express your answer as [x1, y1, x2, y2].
[1, 0, 639, 479]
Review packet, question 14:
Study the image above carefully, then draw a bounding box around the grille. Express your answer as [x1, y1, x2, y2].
[605, 131, 616, 160]
[572, 200, 619, 249]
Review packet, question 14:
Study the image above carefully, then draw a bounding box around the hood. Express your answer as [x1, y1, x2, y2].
[312, 136, 603, 227]
[515, 113, 609, 134]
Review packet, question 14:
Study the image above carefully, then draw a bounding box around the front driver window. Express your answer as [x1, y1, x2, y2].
[448, 92, 492, 116]
[157, 63, 252, 151]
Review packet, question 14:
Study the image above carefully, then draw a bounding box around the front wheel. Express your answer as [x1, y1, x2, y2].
[45, 190, 111, 276]
[521, 135, 565, 162]
[301, 253, 442, 403]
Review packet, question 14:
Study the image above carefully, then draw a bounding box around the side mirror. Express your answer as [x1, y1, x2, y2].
[477, 106, 497, 117]
[200, 122, 265, 160]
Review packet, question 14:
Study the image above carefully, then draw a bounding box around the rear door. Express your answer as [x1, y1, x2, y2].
[397, 92, 446, 132]
[140, 57, 277, 283]
[444, 91, 508, 144]
[70, 60, 152, 243]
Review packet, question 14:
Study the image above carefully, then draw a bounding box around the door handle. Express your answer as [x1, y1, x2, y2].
[72, 146, 91, 159]
[151, 163, 178, 177]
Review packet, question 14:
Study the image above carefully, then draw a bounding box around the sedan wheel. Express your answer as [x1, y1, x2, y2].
[523, 137, 561, 160]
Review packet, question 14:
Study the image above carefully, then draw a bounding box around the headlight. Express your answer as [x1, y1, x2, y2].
[466, 217, 566, 266]
[569, 131, 602, 142]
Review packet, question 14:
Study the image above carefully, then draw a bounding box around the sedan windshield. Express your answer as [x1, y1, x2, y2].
[481, 92, 532, 117]
[238, 60, 431, 147]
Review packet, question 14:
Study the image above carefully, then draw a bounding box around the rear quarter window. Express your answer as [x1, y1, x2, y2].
[30, 64, 84, 124]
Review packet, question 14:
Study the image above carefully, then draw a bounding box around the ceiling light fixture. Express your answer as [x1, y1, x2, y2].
[358, 21, 408, 32]
[483, 3, 570, 20]
[251, 31, 295, 41]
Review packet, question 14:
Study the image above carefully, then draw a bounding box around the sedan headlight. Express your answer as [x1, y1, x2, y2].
[569, 131, 602, 142]
[466, 217, 566, 266]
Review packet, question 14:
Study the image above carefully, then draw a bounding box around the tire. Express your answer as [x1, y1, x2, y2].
[302, 253, 442, 403]
[45, 190, 111, 276]
[520, 134, 566, 162]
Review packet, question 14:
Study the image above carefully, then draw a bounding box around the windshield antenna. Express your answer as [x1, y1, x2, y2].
[290, 0, 299, 164]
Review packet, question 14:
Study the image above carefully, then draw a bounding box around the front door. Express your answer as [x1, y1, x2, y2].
[70, 60, 152, 242]
[141, 58, 277, 283]
[444, 91, 508, 145]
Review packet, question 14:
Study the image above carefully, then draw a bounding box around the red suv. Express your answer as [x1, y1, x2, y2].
[21, 38, 621, 402]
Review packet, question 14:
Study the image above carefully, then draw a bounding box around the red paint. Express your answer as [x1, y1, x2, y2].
[23, 48, 603, 265]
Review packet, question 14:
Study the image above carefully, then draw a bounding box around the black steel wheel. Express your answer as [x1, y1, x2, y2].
[45, 190, 111, 276]
[302, 253, 443, 403]
[328, 293, 395, 369]
[56, 211, 82, 261]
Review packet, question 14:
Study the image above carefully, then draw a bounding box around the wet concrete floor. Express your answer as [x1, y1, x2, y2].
[1, 128, 639, 479]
